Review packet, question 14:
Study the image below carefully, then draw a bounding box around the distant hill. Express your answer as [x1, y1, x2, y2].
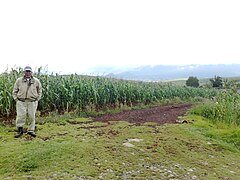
[105, 64, 240, 81]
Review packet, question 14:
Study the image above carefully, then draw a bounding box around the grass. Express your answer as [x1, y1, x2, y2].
[0, 114, 240, 179]
[184, 114, 240, 150]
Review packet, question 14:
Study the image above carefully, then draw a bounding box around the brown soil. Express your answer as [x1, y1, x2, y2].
[93, 103, 193, 125]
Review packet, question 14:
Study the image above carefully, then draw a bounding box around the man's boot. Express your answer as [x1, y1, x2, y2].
[14, 127, 23, 138]
[27, 131, 36, 138]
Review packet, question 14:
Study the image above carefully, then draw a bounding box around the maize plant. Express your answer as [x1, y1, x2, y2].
[0, 68, 218, 119]
[191, 89, 240, 125]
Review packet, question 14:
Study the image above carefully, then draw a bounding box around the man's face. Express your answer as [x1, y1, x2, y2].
[24, 70, 32, 77]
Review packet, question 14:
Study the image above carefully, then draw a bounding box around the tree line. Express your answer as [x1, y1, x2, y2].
[186, 76, 228, 88]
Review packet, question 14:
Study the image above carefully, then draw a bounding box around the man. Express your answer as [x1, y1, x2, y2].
[12, 66, 42, 138]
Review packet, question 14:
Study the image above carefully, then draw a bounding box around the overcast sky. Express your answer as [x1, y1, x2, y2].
[1, 0, 240, 74]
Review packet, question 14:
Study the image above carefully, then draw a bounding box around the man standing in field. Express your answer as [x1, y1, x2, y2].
[12, 66, 42, 138]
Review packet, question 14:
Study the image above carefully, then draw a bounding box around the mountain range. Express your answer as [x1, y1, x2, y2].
[103, 64, 240, 81]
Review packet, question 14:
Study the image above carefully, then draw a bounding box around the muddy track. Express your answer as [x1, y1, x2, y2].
[93, 103, 193, 125]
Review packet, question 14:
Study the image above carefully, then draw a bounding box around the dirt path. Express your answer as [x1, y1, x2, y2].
[94, 103, 192, 125]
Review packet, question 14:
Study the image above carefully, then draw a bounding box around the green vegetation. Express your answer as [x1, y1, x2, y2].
[191, 90, 240, 125]
[210, 76, 223, 88]
[0, 68, 217, 119]
[0, 115, 240, 179]
[162, 76, 240, 87]
[186, 76, 199, 87]
[1, 68, 240, 179]
[0, 69, 22, 118]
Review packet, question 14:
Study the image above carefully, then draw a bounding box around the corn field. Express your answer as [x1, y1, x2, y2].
[191, 90, 240, 125]
[0, 68, 217, 119]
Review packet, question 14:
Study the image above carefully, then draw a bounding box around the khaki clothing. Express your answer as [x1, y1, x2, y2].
[12, 76, 42, 102]
[16, 101, 38, 132]
[12, 76, 42, 132]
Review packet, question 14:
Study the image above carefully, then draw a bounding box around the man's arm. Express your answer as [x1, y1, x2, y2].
[37, 79, 43, 101]
[12, 80, 19, 101]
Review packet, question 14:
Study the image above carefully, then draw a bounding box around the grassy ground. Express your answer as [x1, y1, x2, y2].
[0, 115, 240, 179]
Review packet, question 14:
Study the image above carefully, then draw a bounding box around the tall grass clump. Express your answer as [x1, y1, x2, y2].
[191, 90, 240, 125]
[0, 68, 218, 120]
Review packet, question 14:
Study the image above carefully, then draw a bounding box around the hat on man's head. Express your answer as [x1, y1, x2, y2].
[24, 66, 32, 72]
